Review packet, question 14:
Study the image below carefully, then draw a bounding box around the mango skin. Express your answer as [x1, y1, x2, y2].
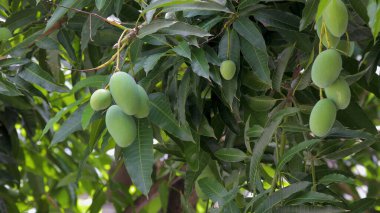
[325, 78, 351, 110]
[106, 105, 137, 147]
[134, 85, 150, 118]
[90, 89, 112, 111]
[220, 60, 236, 80]
[109, 72, 140, 115]
[0, 27, 12, 41]
[316, 18, 339, 48]
[309, 99, 337, 137]
[311, 49, 342, 88]
[323, 0, 348, 37]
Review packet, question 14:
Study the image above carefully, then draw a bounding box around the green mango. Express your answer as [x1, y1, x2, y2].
[316, 18, 340, 48]
[109, 72, 140, 115]
[106, 105, 137, 147]
[134, 85, 150, 118]
[90, 89, 112, 111]
[309, 99, 337, 137]
[0, 27, 12, 41]
[323, 0, 348, 37]
[220, 60, 236, 80]
[311, 49, 342, 88]
[325, 78, 351, 109]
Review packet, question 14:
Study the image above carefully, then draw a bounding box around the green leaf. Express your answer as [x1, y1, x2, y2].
[367, 0, 380, 40]
[160, 22, 212, 37]
[0, 58, 30, 68]
[81, 104, 94, 129]
[249, 107, 299, 189]
[40, 97, 86, 138]
[191, 48, 210, 79]
[123, 118, 154, 196]
[299, 0, 320, 31]
[315, 0, 329, 21]
[137, 20, 177, 38]
[95, 0, 107, 10]
[71, 75, 109, 93]
[273, 44, 295, 92]
[240, 38, 271, 87]
[172, 41, 191, 60]
[198, 177, 228, 205]
[215, 148, 248, 162]
[287, 191, 339, 205]
[142, 0, 197, 14]
[162, 1, 231, 13]
[0, 77, 22, 96]
[238, 0, 260, 10]
[45, 0, 79, 32]
[348, 0, 369, 23]
[255, 181, 310, 213]
[323, 137, 377, 160]
[18, 63, 69, 93]
[318, 173, 355, 185]
[51, 107, 83, 146]
[144, 52, 167, 73]
[275, 205, 346, 213]
[233, 17, 266, 50]
[277, 139, 320, 172]
[149, 93, 193, 141]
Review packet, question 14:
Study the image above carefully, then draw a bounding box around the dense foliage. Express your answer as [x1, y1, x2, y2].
[1, 0, 380, 212]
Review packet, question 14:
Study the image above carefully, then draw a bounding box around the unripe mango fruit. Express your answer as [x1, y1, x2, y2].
[311, 49, 342, 88]
[0, 27, 12, 41]
[90, 89, 112, 111]
[325, 78, 351, 109]
[322, 0, 348, 37]
[109, 72, 140, 115]
[134, 85, 150, 118]
[316, 18, 339, 48]
[106, 105, 137, 147]
[309, 99, 337, 137]
[220, 60, 236, 80]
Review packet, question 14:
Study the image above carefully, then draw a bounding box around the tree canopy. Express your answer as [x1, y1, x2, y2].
[1, 0, 380, 212]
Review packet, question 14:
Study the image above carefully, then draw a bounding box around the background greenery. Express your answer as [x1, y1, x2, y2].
[0, 0, 380, 212]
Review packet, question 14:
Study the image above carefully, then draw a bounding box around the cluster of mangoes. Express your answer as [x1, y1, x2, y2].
[309, 0, 350, 137]
[90, 72, 150, 147]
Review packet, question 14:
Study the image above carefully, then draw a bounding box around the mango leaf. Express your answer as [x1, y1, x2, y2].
[0, 58, 30, 68]
[40, 97, 87, 138]
[123, 118, 154, 196]
[144, 52, 167, 73]
[277, 139, 320, 172]
[18, 63, 69, 93]
[51, 107, 84, 146]
[191, 48, 210, 79]
[137, 20, 177, 38]
[233, 17, 266, 50]
[71, 75, 109, 93]
[149, 93, 193, 141]
[318, 173, 355, 185]
[299, 0, 319, 31]
[142, 0, 197, 14]
[215, 148, 248, 162]
[160, 22, 212, 37]
[45, 0, 79, 32]
[249, 107, 299, 189]
[162, 1, 231, 13]
[273, 44, 295, 92]
[287, 191, 339, 205]
[367, 0, 380, 40]
[172, 41, 191, 60]
[240, 38, 271, 87]
[255, 181, 310, 213]
[198, 177, 228, 205]
[275, 205, 346, 213]
[0, 77, 22, 96]
[95, 0, 106, 10]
